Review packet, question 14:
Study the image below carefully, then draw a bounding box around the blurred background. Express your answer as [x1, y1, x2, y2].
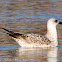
[0, 0, 62, 62]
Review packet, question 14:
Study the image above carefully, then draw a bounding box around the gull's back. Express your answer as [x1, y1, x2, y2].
[13, 33, 52, 47]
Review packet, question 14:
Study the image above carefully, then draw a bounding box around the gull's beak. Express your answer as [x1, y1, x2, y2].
[59, 22, 62, 25]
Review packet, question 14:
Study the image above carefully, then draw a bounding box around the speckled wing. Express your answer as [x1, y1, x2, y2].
[24, 34, 51, 45]
[2, 28, 51, 45]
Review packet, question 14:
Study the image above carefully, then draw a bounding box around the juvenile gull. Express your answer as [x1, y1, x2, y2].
[2, 18, 62, 47]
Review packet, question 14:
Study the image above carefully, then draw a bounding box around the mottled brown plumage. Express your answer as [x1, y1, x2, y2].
[2, 28, 51, 45]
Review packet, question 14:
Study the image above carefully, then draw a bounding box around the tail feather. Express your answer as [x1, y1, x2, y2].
[2, 28, 23, 38]
[7, 33, 16, 38]
[2, 28, 14, 34]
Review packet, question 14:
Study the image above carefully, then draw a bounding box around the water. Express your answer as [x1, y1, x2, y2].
[0, 0, 62, 62]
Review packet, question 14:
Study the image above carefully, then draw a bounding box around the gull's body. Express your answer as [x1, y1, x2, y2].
[2, 18, 62, 47]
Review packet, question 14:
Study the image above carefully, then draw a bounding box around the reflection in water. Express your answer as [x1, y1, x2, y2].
[17, 47, 58, 62]
[0, 47, 58, 62]
[47, 47, 57, 62]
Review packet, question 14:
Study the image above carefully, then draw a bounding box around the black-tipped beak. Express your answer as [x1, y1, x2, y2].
[59, 22, 62, 25]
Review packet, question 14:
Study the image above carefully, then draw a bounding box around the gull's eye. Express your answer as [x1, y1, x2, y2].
[55, 20, 58, 22]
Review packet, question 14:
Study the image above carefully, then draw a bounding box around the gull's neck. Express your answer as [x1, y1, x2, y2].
[46, 23, 58, 46]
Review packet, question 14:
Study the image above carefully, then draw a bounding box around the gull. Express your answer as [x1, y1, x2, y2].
[2, 18, 62, 47]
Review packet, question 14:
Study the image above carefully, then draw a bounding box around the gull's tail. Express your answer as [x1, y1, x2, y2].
[2, 28, 14, 34]
[2, 28, 23, 38]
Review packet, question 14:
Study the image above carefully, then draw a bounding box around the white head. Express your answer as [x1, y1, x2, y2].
[48, 18, 59, 26]
[46, 18, 62, 46]
[47, 18, 62, 31]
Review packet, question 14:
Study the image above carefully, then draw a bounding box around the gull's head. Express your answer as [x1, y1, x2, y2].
[47, 18, 62, 26]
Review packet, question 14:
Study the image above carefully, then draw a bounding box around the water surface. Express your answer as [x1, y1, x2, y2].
[0, 0, 62, 62]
